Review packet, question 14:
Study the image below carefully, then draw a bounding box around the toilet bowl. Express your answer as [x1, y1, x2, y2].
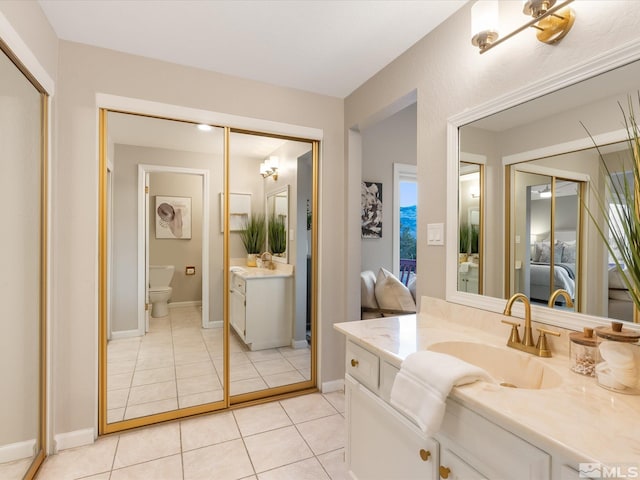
[149, 265, 175, 318]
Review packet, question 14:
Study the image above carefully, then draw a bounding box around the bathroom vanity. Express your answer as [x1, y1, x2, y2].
[230, 266, 293, 350]
[335, 298, 640, 480]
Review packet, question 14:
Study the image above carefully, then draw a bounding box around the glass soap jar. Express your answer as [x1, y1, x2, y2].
[569, 327, 598, 376]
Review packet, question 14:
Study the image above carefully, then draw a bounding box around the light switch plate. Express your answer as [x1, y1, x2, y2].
[427, 223, 444, 246]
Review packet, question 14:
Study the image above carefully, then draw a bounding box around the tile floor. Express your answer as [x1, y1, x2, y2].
[107, 306, 311, 422]
[36, 392, 346, 480]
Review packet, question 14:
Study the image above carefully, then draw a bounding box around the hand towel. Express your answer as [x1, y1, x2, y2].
[390, 351, 492, 435]
[459, 262, 469, 273]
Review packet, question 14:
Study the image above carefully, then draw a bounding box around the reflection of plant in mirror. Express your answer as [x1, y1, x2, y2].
[306, 199, 312, 231]
[459, 224, 471, 254]
[583, 96, 640, 312]
[470, 226, 479, 254]
[268, 214, 287, 255]
[240, 214, 266, 255]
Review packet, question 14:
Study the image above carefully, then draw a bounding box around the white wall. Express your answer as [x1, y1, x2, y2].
[345, 1, 640, 307]
[53, 40, 344, 437]
[360, 103, 417, 274]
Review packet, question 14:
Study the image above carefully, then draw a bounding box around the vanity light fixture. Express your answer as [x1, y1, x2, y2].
[539, 185, 552, 198]
[260, 155, 279, 180]
[471, 0, 575, 54]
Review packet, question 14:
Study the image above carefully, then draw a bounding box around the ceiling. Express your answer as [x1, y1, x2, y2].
[38, 0, 467, 98]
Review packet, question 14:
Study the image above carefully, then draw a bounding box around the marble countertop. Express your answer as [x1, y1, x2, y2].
[230, 265, 293, 279]
[334, 299, 640, 465]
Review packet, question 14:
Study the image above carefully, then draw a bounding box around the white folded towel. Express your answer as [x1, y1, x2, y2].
[459, 262, 469, 273]
[390, 351, 492, 435]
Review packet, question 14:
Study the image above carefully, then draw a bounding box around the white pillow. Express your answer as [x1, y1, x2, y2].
[375, 268, 416, 314]
[407, 272, 417, 301]
[361, 270, 379, 309]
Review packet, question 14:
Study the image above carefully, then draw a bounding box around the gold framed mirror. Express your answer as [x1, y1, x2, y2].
[98, 109, 319, 434]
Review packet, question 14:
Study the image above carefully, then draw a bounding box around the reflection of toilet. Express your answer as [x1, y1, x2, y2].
[149, 265, 175, 318]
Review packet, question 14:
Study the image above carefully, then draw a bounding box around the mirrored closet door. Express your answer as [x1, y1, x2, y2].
[0, 44, 48, 479]
[100, 111, 226, 433]
[99, 111, 318, 433]
[228, 131, 316, 403]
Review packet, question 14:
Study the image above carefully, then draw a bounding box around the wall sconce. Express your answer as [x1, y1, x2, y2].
[471, 0, 575, 54]
[260, 155, 279, 180]
[539, 185, 552, 198]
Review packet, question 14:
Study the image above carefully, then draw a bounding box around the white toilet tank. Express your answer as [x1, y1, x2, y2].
[149, 265, 175, 288]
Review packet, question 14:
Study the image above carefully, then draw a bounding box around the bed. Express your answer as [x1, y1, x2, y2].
[528, 236, 577, 305]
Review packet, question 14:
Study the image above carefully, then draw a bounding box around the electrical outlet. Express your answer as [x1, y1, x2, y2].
[185, 266, 196, 275]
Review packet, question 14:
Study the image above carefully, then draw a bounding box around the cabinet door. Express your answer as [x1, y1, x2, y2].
[229, 288, 246, 339]
[346, 375, 438, 480]
[439, 448, 487, 480]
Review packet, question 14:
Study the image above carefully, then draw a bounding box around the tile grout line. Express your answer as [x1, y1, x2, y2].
[231, 407, 258, 478]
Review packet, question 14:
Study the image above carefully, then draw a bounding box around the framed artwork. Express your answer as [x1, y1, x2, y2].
[220, 192, 252, 232]
[361, 181, 383, 238]
[155, 196, 192, 239]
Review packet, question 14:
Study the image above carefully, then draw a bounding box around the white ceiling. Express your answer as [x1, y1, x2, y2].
[38, 0, 467, 98]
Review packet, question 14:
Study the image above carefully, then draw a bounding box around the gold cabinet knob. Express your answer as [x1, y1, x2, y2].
[350, 358, 359, 367]
[419, 449, 431, 461]
[440, 465, 451, 479]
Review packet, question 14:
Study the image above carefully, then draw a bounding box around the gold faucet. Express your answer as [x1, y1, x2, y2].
[260, 252, 275, 270]
[502, 293, 560, 357]
[548, 289, 574, 308]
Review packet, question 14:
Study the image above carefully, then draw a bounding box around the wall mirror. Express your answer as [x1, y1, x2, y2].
[449, 55, 640, 327]
[0, 44, 47, 479]
[266, 185, 290, 264]
[99, 109, 318, 433]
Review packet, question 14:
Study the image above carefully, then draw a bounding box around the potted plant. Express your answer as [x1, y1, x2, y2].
[584, 96, 640, 315]
[268, 214, 287, 256]
[459, 224, 471, 262]
[239, 214, 266, 267]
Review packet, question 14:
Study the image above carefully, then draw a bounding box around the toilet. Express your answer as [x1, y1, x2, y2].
[149, 265, 175, 318]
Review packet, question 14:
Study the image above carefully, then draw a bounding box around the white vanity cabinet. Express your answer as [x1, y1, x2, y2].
[229, 272, 292, 350]
[344, 339, 552, 480]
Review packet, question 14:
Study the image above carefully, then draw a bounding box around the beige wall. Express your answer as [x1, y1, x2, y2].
[345, 1, 640, 313]
[54, 40, 344, 437]
[361, 102, 417, 273]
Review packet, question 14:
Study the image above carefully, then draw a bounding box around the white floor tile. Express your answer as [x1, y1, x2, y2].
[317, 449, 347, 480]
[296, 414, 345, 455]
[230, 377, 268, 396]
[178, 389, 223, 408]
[36, 436, 118, 480]
[280, 393, 338, 424]
[257, 457, 330, 480]
[243, 426, 313, 473]
[124, 398, 178, 420]
[182, 438, 254, 480]
[322, 391, 345, 414]
[252, 358, 296, 377]
[113, 422, 181, 469]
[265, 370, 306, 388]
[233, 402, 292, 437]
[131, 366, 175, 386]
[110, 454, 183, 480]
[175, 361, 215, 379]
[181, 411, 240, 451]
[177, 374, 221, 396]
[127, 380, 177, 406]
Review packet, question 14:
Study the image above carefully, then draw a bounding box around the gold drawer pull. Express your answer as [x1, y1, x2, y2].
[350, 358, 359, 367]
[440, 466, 451, 479]
[419, 449, 431, 461]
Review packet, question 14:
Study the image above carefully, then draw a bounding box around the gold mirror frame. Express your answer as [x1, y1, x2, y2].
[98, 111, 319, 434]
[0, 38, 48, 479]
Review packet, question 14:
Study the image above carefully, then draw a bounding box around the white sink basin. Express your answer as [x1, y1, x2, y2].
[428, 341, 563, 390]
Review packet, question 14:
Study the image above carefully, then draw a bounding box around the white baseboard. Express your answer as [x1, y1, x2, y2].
[291, 339, 309, 349]
[321, 379, 344, 393]
[110, 329, 141, 340]
[54, 428, 95, 453]
[169, 301, 202, 309]
[0, 438, 36, 463]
